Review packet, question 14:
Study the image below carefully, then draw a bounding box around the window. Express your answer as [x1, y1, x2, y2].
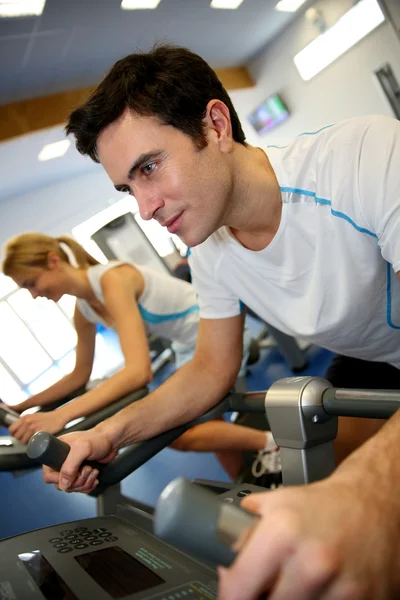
[0, 275, 78, 405]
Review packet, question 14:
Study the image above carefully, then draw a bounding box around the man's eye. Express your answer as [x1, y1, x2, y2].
[142, 163, 156, 176]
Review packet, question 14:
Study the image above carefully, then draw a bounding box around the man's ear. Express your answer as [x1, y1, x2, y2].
[47, 252, 61, 270]
[204, 100, 233, 152]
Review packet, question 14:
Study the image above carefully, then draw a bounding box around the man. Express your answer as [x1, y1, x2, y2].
[43, 45, 400, 598]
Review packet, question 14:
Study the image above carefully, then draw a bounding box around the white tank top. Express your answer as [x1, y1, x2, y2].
[76, 261, 199, 348]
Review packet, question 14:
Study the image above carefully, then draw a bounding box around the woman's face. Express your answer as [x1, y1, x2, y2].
[12, 264, 69, 302]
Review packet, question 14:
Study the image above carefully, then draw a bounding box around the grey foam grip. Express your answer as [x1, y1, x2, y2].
[154, 477, 258, 567]
[0, 406, 20, 426]
[27, 431, 104, 474]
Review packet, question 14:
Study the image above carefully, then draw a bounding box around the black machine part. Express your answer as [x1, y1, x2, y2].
[0, 387, 149, 472]
[26, 391, 267, 496]
[0, 514, 219, 600]
[27, 432, 104, 473]
[0, 405, 20, 426]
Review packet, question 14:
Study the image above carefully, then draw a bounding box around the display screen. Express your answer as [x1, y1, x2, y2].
[248, 94, 290, 135]
[19, 550, 78, 599]
[75, 546, 165, 598]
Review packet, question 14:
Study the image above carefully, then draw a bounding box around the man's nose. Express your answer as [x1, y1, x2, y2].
[135, 192, 165, 221]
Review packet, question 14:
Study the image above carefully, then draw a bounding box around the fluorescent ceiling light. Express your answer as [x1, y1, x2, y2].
[293, 0, 384, 81]
[211, 0, 244, 9]
[275, 0, 307, 12]
[121, 0, 161, 9]
[38, 140, 71, 161]
[0, 0, 46, 17]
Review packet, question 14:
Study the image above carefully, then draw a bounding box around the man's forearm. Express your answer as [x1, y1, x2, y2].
[56, 366, 152, 425]
[334, 410, 400, 497]
[95, 359, 235, 451]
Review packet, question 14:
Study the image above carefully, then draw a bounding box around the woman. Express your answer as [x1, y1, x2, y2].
[1, 232, 279, 479]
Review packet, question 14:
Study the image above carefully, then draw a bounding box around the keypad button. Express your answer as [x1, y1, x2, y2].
[53, 542, 68, 549]
[98, 532, 112, 538]
[74, 543, 89, 550]
[75, 527, 88, 533]
[84, 535, 97, 541]
[93, 527, 107, 534]
[90, 540, 104, 546]
[65, 534, 79, 541]
[103, 536, 118, 543]
[57, 547, 73, 554]
[49, 537, 63, 544]
[60, 529, 73, 535]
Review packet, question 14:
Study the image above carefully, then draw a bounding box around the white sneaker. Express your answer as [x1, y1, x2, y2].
[251, 432, 281, 478]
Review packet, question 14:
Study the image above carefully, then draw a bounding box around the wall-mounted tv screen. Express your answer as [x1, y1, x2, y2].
[248, 94, 290, 135]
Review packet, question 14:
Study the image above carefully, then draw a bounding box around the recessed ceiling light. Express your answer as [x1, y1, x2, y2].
[210, 0, 244, 9]
[38, 140, 71, 162]
[121, 0, 161, 9]
[275, 0, 307, 12]
[0, 0, 46, 18]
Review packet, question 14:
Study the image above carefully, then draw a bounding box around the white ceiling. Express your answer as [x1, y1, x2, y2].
[0, 0, 309, 105]
[0, 0, 312, 202]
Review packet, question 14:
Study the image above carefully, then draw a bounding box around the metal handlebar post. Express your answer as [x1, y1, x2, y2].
[265, 377, 400, 487]
[265, 377, 337, 486]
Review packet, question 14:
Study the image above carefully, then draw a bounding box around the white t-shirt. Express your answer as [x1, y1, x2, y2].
[189, 115, 400, 368]
[77, 261, 199, 348]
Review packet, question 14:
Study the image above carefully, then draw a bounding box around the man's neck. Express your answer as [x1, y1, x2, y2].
[226, 145, 281, 251]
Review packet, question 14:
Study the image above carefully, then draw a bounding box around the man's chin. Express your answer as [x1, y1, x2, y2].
[179, 228, 213, 249]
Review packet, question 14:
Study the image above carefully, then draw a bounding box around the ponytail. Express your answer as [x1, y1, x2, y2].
[2, 232, 99, 277]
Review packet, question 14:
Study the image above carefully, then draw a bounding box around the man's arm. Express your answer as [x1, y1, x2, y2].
[43, 312, 245, 492]
[219, 407, 400, 599]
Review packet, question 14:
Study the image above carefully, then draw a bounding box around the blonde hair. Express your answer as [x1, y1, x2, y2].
[2, 233, 99, 277]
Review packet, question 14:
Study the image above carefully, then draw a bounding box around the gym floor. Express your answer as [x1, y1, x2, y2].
[0, 321, 333, 540]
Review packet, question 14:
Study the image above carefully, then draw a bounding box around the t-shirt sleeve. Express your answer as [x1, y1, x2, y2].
[188, 244, 243, 319]
[358, 115, 400, 272]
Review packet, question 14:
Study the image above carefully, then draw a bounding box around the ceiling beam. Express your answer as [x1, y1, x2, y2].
[0, 67, 254, 143]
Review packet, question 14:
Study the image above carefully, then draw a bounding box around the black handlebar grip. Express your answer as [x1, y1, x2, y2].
[27, 431, 105, 473]
[0, 406, 20, 427]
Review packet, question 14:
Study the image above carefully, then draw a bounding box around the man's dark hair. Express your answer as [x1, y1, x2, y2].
[66, 44, 246, 162]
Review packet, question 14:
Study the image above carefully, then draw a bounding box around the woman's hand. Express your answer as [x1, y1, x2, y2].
[8, 411, 68, 445]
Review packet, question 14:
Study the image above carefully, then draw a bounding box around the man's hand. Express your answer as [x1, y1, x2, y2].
[218, 474, 399, 600]
[42, 429, 116, 493]
[8, 411, 67, 445]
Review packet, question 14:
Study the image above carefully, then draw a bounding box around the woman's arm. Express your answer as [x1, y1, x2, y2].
[47, 266, 153, 425]
[11, 307, 96, 414]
